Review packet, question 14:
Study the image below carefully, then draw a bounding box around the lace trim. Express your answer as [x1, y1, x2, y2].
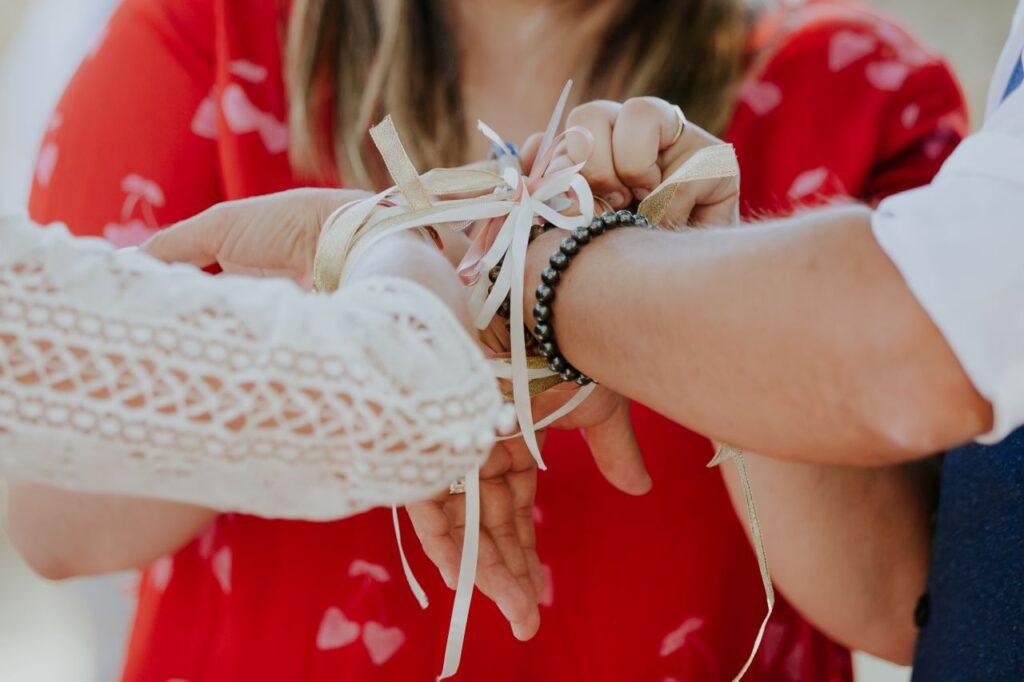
[0, 217, 504, 518]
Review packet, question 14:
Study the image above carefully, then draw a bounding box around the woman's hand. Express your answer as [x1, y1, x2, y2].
[525, 97, 740, 227]
[407, 437, 544, 642]
[141, 188, 368, 288]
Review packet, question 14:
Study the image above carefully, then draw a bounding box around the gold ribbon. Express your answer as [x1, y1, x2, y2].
[710, 444, 775, 682]
[370, 115, 432, 211]
[638, 144, 739, 225]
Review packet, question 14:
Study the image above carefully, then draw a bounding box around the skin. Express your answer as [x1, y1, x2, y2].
[420, 99, 977, 662]
[6, 0, 621, 624]
[8, 0, 968, 666]
[517, 100, 988, 664]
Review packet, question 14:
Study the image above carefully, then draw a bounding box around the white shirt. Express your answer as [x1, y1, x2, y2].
[873, 0, 1024, 443]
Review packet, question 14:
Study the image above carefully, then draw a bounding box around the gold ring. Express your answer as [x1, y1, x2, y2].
[668, 105, 687, 146]
[449, 478, 467, 495]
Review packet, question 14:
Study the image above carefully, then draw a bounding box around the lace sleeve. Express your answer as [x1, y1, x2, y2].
[0, 215, 505, 520]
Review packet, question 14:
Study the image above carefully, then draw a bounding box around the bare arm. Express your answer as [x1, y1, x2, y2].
[720, 456, 937, 664]
[4, 486, 216, 580]
[527, 205, 991, 465]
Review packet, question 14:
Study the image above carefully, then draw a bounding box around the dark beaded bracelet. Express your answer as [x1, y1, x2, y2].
[532, 210, 657, 386]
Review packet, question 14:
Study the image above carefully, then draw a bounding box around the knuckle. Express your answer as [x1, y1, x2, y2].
[620, 96, 664, 119]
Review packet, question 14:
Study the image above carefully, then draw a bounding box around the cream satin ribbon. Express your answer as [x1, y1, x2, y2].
[708, 444, 775, 682]
[313, 82, 767, 682]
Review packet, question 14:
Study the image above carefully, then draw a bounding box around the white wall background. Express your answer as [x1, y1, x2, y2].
[0, 1, 1018, 680]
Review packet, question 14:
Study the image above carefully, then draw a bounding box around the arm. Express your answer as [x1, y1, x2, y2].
[1, 214, 503, 577]
[4, 486, 215, 580]
[14, 0, 242, 577]
[721, 457, 937, 664]
[715, 22, 965, 662]
[526, 206, 989, 465]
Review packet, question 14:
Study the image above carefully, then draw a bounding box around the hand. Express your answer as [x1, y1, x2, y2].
[524, 97, 739, 227]
[407, 437, 544, 641]
[141, 188, 369, 288]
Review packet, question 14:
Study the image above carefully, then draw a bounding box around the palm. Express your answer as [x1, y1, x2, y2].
[407, 436, 544, 641]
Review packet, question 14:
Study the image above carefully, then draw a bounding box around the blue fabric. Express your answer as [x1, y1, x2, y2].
[912, 429, 1024, 680]
[913, 57, 1024, 680]
[1003, 56, 1023, 101]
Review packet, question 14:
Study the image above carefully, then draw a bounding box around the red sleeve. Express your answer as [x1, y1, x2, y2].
[29, 0, 223, 245]
[726, 4, 968, 218]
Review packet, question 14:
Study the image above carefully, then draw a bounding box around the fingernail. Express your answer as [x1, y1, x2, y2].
[511, 623, 528, 641]
[441, 569, 456, 590]
[634, 188, 651, 201]
[607, 192, 625, 208]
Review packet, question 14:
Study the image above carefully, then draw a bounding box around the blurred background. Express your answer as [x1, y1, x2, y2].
[0, 0, 1017, 680]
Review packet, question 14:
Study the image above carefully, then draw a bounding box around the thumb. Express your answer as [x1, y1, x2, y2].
[140, 205, 227, 268]
[583, 401, 652, 496]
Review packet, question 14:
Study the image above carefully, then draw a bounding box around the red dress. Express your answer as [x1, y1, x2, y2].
[30, 1, 966, 680]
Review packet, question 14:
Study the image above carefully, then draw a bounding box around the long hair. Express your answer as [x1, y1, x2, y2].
[286, 0, 749, 188]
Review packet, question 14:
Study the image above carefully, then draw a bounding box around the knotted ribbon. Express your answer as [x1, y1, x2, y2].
[313, 82, 768, 682]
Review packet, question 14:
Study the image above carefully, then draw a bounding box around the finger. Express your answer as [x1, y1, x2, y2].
[688, 177, 741, 227]
[478, 470, 537, 609]
[658, 122, 724, 177]
[500, 438, 544, 598]
[612, 97, 681, 199]
[584, 401, 652, 496]
[474, 531, 541, 640]
[659, 176, 740, 229]
[518, 133, 544, 175]
[407, 499, 462, 589]
[140, 206, 226, 268]
[565, 100, 630, 209]
[508, 466, 543, 598]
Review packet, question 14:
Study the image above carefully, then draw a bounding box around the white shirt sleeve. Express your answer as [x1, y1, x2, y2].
[873, 45, 1024, 443]
[0, 215, 505, 519]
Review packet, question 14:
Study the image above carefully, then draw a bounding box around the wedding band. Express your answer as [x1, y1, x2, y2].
[449, 478, 467, 495]
[668, 105, 687, 146]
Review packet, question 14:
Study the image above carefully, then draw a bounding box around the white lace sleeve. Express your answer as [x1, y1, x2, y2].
[0, 215, 504, 520]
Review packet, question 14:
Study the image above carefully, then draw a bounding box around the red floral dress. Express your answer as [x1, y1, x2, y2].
[29, 1, 966, 680]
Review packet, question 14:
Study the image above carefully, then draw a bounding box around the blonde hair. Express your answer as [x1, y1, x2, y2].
[286, 0, 748, 188]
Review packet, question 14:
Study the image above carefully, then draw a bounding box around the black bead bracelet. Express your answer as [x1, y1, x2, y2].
[532, 210, 657, 385]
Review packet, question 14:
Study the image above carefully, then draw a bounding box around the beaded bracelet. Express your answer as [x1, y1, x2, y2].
[531, 210, 658, 386]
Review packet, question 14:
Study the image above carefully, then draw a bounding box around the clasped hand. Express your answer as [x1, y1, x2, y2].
[140, 96, 738, 642]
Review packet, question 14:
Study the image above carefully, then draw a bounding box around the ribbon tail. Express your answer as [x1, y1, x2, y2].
[508, 187, 546, 468]
[437, 469, 481, 680]
[370, 116, 431, 210]
[535, 80, 574, 166]
[392, 506, 429, 609]
[710, 448, 775, 682]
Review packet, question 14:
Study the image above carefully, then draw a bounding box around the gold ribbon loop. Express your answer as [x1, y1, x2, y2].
[370, 116, 432, 211]
[638, 144, 739, 225]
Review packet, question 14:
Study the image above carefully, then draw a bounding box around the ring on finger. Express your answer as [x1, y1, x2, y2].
[668, 105, 687, 146]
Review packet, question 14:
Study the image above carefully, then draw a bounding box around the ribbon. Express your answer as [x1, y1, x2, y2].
[709, 445, 775, 682]
[638, 143, 740, 225]
[312, 82, 769, 682]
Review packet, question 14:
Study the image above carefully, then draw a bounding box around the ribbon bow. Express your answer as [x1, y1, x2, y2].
[313, 82, 767, 682]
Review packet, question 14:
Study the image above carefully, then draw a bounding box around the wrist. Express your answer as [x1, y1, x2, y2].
[524, 212, 655, 384]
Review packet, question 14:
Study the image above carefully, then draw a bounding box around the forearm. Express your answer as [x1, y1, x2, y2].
[528, 206, 991, 464]
[4, 484, 214, 580]
[721, 456, 936, 664]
